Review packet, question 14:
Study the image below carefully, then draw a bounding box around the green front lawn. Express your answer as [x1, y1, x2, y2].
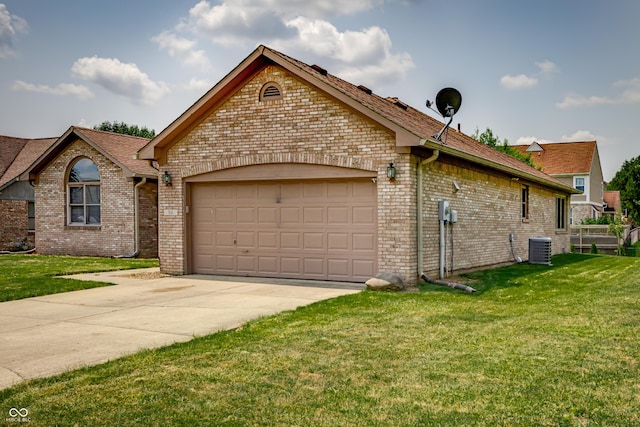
[0, 254, 158, 302]
[1, 253, 639, 425]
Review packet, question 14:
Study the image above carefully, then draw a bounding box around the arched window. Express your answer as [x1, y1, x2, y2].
[68, 158, 100, 225]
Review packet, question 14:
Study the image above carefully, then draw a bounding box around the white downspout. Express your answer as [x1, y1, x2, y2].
[417, 149, 439, 276]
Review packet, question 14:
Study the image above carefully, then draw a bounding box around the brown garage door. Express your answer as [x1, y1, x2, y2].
[190, 179, 377, 281]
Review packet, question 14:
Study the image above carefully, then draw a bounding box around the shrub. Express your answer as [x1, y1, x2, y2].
[590, 242, 598, 254]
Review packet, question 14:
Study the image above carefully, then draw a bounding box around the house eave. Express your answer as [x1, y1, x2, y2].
[420, 138, 580, 195]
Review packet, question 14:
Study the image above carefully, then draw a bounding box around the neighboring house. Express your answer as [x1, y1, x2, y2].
[514, 141, 604, 224]
[20, 126, 159, 258]
[603, 190, 621, 219]
[139, 45, 577, 284]
[0, 135, 57, 251]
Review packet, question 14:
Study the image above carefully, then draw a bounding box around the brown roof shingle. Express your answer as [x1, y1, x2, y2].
[512, 141, 597, 175]
[0, 136, 57, 188]
[23, 127, 158, 180]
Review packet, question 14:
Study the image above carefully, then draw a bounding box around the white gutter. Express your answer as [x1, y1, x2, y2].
[417, 149, 439, 276]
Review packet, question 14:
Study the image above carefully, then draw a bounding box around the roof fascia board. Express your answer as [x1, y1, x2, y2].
[421, 138, 580, 194]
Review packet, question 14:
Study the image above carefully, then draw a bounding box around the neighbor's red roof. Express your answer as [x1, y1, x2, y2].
[513, 141, 597, 175]
[0, 136, 57, 188]
[603, 190, 620, 210]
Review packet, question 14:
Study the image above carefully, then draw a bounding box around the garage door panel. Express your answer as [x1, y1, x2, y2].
[191, 179, 376, 282]
[304, 258, 325, 275]
[353, 206, 375, 224]
[281, 207, 301, 224]
[303, 233, 324, 250]
[216, 231, 235, 247]
[237, 207, 256, 223]
[258, 207, 278, 224]
[281, 232, 301, 249]
[237, 256, 255, 272]
[258, 256, 278, 274]
[258, 232, 278, 249]
[281, 257, 301, 274]
[328, 233, 349, 250]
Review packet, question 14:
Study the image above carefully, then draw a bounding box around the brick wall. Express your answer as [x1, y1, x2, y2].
[159, 65, 415, 279]
[138, 180, 158, 258]
[35, 139, 138, 257]
[0, 200, 33, 251]
[157, 64, 570, 283]
[420, 155, 570, 276]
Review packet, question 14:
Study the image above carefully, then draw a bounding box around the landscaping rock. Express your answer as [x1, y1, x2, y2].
[365, 273, 405, 291]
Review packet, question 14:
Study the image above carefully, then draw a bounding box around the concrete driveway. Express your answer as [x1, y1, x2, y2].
[0, 269, 362, 390]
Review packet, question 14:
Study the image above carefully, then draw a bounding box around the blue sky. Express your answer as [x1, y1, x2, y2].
[1, 1, 638, 180]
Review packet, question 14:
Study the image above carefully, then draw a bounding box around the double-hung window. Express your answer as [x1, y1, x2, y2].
[67, 158, 101, 225]
[574, 177, 585, 193]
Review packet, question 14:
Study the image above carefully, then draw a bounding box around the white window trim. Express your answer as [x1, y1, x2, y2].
[573, 175, 588, 195]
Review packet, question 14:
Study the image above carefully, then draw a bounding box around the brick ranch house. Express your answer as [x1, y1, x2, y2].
[0, 135, 57, 251]
[20, 126, 159, 258]
[139, 45, 578, 285]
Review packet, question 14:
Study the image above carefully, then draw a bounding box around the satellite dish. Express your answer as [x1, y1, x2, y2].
[435, 87, 462, 118]
[426, 87, 462, 142]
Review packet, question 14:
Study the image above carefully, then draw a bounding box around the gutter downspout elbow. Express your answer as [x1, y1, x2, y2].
[417, 149, 439, 276]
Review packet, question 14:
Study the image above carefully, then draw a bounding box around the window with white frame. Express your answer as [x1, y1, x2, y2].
[574, 176, 585, 193]
[67, 158, 100, 225]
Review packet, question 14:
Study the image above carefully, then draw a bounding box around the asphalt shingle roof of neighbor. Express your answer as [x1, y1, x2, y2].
[71, 127, 158, 177]
[512, 141, 597, 175]
[603, 190, 620, 209]
[266, 47, 573, 191]
[0, 136, 57, 188]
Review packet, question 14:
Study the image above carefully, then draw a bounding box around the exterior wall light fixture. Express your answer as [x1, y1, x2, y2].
[163, 170, 172, 186]
[386, 163, 396, 181]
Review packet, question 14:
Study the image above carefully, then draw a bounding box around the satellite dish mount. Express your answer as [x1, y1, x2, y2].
[426, 87, 462, 142]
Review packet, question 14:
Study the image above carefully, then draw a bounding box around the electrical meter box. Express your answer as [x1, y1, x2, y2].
[438, 200, 450, 221]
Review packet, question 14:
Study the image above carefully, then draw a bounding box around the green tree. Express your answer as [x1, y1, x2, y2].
[93, 121, 155, 139]
[607, 155, 640, 224]
[471, 127, 537, 168]
[608, 214, 626, 256]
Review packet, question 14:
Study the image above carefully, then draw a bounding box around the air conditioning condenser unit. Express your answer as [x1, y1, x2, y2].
[529, 237, 552, 265]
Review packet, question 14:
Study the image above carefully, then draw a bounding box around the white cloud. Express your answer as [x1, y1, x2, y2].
[168, 0, 412, 87]
[151, 31, 211, 70]
[274, 17, 414, 86]
[184, 77, 213, 91]
[71, 56, 169, 105]
[556, 76, 640, 109]
[501, 60, 557, 90]
[560, 130, 602, 142]
[515, 136, 555, 145]
[11, 80, 94, 100]
[500, 74, 538, 90]
[0, 4, 28, 58]
[614, 77, 640, 104]
[535, 59, 557, 75]
[555, 94, 613, 109]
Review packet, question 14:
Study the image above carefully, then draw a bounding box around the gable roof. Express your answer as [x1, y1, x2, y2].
[22, 126, 158, 181]
[140, 44, 577, 194]
[513, 141, 597, 175]
[0, 136, 57, 190]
